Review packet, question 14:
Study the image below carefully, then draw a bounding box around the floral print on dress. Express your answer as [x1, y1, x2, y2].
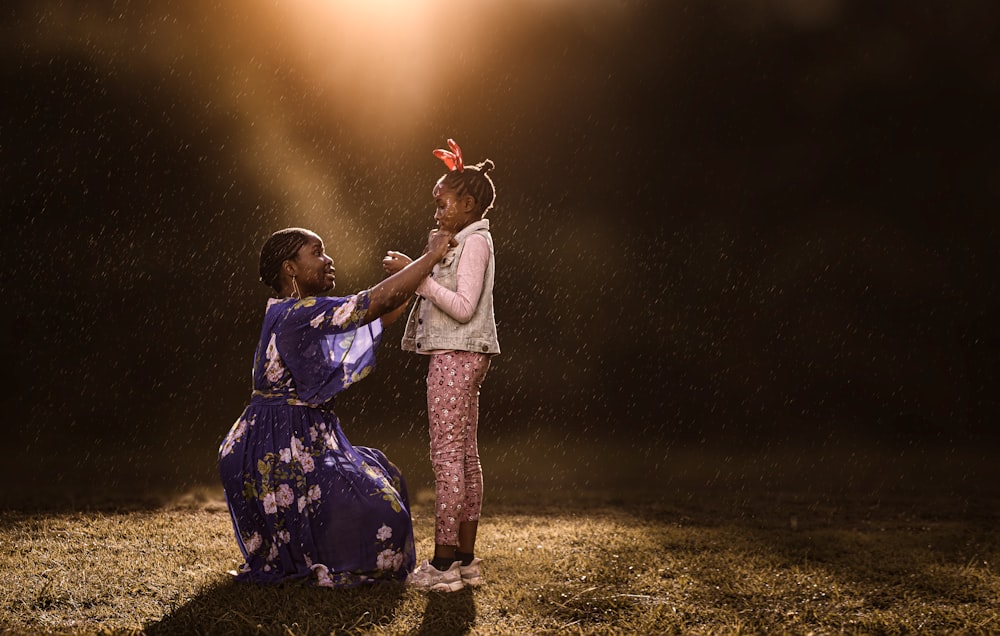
[263, 334, 291, 388]
[219, 291, 415, 587]
[361, 461, 405, 514]
[243, 431, 330, 521]
[219, 415, 250, 458]
[304, 295, 362, 331]
[374, 524, 405, 572]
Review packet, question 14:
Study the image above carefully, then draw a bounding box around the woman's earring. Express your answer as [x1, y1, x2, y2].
[291, 275, 301, 299]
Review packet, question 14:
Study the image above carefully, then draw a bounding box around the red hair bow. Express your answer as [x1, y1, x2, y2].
[433, 138, 464, 172]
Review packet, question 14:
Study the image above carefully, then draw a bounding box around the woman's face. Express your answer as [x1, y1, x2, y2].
[289, 233, 336, 296]
[433, 182, 477, 232]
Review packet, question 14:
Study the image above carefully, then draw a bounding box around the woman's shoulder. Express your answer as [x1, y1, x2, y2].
[267, 293, 369, 318]
[286, 292, 368, 307]
[287, 292, 373, 329]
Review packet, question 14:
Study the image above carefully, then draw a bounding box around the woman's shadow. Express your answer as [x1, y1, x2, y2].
[143, 578, 476, 635]
[143, 578, 408, 635]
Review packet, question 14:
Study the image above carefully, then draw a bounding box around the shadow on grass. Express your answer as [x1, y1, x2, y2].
[144, 576, 479, 635]
[414, 587, 477, 635]
[144, 577, 408, 635]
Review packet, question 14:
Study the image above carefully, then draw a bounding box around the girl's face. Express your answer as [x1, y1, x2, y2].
[433, 182, 477, 233]
[288, 233, 336, 296]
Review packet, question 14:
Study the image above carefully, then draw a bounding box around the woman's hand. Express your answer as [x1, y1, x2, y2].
[366, 228, 456, 321]
[426, 229, 457, 260]
[382, 251, 412, 276]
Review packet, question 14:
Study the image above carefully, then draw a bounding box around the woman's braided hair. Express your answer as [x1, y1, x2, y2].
[258, 227, 312, 292]
[437, 159, 497, 217]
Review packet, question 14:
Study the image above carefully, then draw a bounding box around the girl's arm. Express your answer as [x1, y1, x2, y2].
[416, 234, 489, 323]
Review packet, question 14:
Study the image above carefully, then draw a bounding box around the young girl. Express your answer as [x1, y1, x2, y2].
[382, 139, 499, 592]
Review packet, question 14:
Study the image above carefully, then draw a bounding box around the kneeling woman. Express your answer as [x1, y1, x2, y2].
[219, 226, 454, 587]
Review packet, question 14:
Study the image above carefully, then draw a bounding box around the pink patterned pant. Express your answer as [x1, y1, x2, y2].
[426, 351, 491, 546]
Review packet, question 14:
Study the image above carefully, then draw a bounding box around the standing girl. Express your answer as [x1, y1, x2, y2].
[382, 139, 500, 592]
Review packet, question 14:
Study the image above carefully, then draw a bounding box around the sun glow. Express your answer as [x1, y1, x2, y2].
[15, 0, 636, 261]
[274, 0, 453, 135]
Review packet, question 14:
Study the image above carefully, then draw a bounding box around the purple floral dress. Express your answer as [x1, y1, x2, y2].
[218, 291, 415, 587]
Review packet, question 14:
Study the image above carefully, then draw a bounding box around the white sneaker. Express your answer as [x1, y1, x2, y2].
[459, 558, 482, 586]
[406, 560, 464, 592]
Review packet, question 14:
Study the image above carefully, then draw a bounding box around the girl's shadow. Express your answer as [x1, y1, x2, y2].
[143, 578, 407, 635]
[414, 586, 477, 635]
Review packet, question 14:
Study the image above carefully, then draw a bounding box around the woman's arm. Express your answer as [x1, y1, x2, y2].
[377, 251, 415, 326]
[367, 229, 454, 320]
[379, 295, 412, 326]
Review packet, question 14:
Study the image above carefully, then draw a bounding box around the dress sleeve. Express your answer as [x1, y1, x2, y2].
[297, 289, 373, 333]
[415, 234, 489, 323]
[277, 291, 383, 404]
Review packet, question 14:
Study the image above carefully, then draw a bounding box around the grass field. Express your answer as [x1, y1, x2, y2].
[1, 441, 998, 634]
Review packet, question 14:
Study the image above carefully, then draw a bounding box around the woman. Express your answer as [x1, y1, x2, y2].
[218, 225, 454, 587]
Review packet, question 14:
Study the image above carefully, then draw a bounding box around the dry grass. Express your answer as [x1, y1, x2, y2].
[0, 482, 997, 635]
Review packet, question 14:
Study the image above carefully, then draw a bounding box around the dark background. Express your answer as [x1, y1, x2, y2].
[2, 0, 998, 506]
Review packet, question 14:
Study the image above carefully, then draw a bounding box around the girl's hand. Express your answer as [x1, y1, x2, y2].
[381, 251, 412, 276]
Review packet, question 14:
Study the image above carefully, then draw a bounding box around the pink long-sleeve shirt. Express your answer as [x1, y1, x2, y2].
[415, 232, 490, 324]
